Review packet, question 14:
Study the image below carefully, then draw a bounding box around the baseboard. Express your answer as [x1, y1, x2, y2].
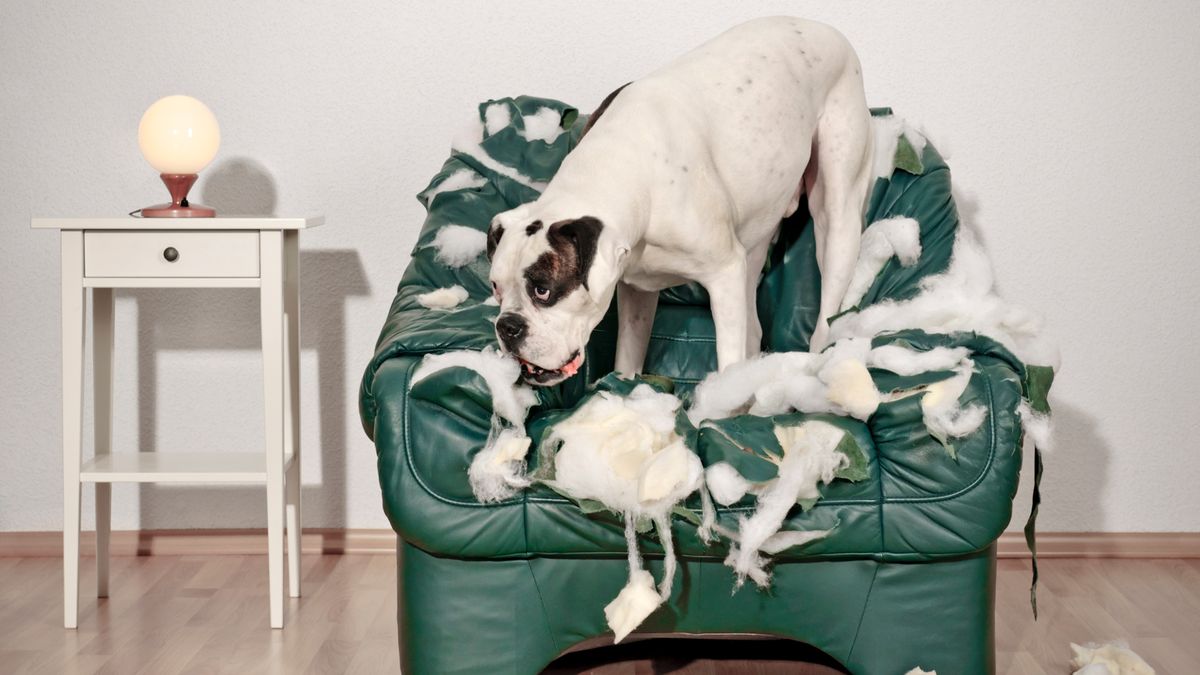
[0, 528, 396, 557]
[996, 531, 1200, 558]
[2, 529, 1198, 558]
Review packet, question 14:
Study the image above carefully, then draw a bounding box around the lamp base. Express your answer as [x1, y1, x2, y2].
[140, 173, 216, 218]
[141, 203, 216, 218]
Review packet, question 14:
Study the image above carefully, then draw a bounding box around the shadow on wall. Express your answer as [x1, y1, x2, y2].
[130, 248, 369, 532]
[1041, 401, 1109, 531]
[199, 158, 278, 216]
[953, 186, 1105, 530]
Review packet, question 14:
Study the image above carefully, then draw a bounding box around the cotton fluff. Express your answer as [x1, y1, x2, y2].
[1070, 641, 1155, 675]
[689, 339, 880, 424]
[430, 224, 487, 268]
[467, 425, 533, 503]
[519, 106, 566, 143]
[705, 462, 755, 506]
[867, 345, 970, 376]
[828, 226, 1060, 371]
[549, 385, 700, 518]
[840, 216, 923, 311]
[904, 669, 937, 675]
[547, 384, 704, 642]
[871, 114, 928, 180]
[411, 347, 537, 426]
[416, 285, 469, 310]
[921, 361, 987, 451]
[413, 348, 540, 503]
[724, 421, 846, 588]
[484, 102, 512, 135]
[452, 116, 549, 192]
[422, 168, 487, 205]
[1018, 400, 1054, 452]
[690, 352, 818, 423]
[604, 567, 660, 644]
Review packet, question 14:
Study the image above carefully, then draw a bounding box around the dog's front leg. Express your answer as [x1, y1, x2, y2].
[703, 257, 749, 371]
[615, 281, 659, 375]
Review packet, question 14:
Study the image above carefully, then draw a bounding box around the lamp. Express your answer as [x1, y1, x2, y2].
[137, 95, 220, 217]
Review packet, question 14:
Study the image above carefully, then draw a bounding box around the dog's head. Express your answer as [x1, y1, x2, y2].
[487, 204, 628, 385]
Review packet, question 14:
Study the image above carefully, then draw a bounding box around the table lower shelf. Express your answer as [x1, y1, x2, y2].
[79, 452, 294, 483]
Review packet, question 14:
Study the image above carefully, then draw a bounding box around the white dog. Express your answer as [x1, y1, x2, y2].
[487, 16, 873, 385]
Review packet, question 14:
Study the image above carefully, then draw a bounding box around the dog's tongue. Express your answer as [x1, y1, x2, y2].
[560, 353, 584, 377]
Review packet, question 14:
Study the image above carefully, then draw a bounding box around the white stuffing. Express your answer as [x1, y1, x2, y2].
[412, 347, 537, 426]
[1070, 641, 1155, 675]
[828, 226, 1060, 371]
[519, 106, 566, 143]
[415, 285, 469, 310]
[546, 384, 704, 642]
[822, 358, 880, 421]
[430, 224, 487, 268]
[483, 102, 512, 136]
[423, 168, 487, 204]
[904, 669, 937, 675]
[867, 344, 970, 376]
[467, 426, 532, 503]
[549, 385, 701, 518]
[1018, 400, 1054, 452]
[705, 461, 755, 506]
[689, 339, 880, 424]
[871, 114, 928, 180]
[483, 295, 499, 306]
[840, 216, 923, 311]
[451, 117, 549, 192]
[724, 421, 847, 587]
[604, 567, 659, 644]
[414, 348, 540, 503]
[921, 361, 988, 449]
[690, 352, 818, 423]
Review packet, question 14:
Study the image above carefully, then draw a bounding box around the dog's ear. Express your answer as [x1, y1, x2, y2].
[546, 217, 603, 289]
[486, 222, 504, 261]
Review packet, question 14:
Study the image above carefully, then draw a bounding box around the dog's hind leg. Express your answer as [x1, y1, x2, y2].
[615, 281, 659, 375]
[744, 238, 771, 358]
[806, 66, 873, 352]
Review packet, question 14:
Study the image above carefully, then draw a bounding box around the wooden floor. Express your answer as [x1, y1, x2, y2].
[0, 555, 1196, 674]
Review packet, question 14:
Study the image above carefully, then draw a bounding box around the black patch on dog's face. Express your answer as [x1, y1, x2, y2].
[486, 223, 504, 261]
[524, 220, 543, 236]
[522, 217, 603, 307]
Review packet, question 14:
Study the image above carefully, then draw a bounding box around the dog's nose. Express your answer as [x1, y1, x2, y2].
[496, 313, 527, 342]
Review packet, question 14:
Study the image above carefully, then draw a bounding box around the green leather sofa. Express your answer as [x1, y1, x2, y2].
[360, 97, 1034, 674]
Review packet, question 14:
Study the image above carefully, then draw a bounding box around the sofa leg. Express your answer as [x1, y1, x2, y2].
[845, 547, 997, 675]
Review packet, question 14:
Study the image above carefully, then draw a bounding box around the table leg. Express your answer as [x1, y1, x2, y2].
[283, 230, 302, 598]
[92, 287, 114, 598]
[61, 232, 84, 629]
[260, 230, 286, 629]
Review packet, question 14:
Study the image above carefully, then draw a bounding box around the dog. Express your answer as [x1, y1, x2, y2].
[487, 16, 873, 386]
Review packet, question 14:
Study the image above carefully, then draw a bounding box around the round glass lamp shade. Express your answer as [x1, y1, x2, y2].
[137, 95, 220, 174]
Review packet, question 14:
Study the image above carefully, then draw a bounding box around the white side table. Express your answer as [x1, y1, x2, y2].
[33, 216, 323, 629]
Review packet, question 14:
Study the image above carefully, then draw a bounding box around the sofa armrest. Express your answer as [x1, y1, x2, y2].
[867, 331, 1028, 558]
[368, 355, 540, 556]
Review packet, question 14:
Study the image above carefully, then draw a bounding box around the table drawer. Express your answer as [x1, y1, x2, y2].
[84, 231, 260, 278]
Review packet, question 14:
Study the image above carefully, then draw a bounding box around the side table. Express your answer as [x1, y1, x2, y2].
[33, 216, 323, 629]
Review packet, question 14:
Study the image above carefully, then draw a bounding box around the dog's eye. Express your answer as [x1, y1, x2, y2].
[533, 285, 551, 302]
[491, 281, 502, 301]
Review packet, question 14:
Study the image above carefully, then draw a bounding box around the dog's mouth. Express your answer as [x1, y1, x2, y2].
[518, 351, 583, 385]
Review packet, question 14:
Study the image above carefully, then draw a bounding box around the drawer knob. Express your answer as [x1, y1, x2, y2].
[163, 247, 179, 262]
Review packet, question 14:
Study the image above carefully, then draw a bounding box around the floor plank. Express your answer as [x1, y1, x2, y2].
[0, 555, 1192, 673]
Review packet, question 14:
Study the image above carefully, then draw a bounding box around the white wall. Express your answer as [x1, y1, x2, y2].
[2, 2, 1197, 534]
